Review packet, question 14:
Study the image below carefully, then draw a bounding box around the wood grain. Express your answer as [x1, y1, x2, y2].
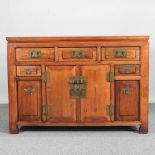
[17, 66, 41, 76]
[58, 47, 97, 61]
[115, 65, 140, 76]
[80, 65, 111, 121]
[16, 48, 54, 61]
[102, 47, 140, 60]
[46, 66, 77, 121]
[115, 81, 139, 121]
[18, 81, 41, 121]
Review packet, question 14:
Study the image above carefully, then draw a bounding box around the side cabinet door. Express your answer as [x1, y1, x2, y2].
[115, 81, 139, 121]
[80, 65, 111, 121]
[18, 81, 41, 121]
[46, 66, 77, 121]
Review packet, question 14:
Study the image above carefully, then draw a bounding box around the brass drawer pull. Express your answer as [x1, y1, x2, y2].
[28, 51, 42, 58]
[122, 67, 131, 74]
[114, 51, 127, 58]
[24, 68, 33, 75]
[24, 88, 35, 95]
[71, 50, 84, 58]
[121, 87, 132, 94]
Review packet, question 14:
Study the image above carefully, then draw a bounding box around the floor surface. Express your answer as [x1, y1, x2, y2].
[0, 104, 155, 155]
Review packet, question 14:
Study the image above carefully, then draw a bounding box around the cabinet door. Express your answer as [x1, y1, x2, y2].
[46, 66, 77, 121]
[115, 81, 139, 121]
[80, 65, 111, 121]
[18, 81, 41, 121]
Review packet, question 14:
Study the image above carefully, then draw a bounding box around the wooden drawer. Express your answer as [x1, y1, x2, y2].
[102, 47, 140, 60]
[58, 48, 97, 61]
[16, 48, 54, 61]
[17, 66, 41, 76]
[115, 65, 140, 76]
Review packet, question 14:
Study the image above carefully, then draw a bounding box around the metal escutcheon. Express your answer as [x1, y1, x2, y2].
[24, 88, 35, 95]
[121, 87, 132, 94]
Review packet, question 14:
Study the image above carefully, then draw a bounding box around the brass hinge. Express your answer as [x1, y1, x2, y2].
[42, 105, 50, 116]
[106, 105, 114, 116]
[42, 72, 50, 82]
[106, 72, 114, 82]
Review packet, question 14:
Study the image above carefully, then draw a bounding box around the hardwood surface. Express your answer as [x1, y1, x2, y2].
[7, 36, 149, 134]
[58, 47, 97, 61]
[46, 66, 77, 121]
[18, 81, 41, 121]
[115, 65, 140, 76]
[102, 47, 140, 60]
[80, 65, 111, 121]
[16, 48, 54, 61]
[17, 66, 41, 76]
[115, 81, 139, 121]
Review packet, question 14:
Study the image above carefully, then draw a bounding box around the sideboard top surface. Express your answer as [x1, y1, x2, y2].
[6, 36, 149, 43]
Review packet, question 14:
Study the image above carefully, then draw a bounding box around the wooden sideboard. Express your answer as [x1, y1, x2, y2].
[7, 36, 149, 134]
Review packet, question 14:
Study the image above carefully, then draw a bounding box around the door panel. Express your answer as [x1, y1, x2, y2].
[18, 81, 41, 121]
[80, 65, 111, 121]
[115, 81, 139, 121]
[46, 66, 77, 121]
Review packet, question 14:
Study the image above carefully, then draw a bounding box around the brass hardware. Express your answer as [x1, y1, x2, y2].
[122, 67, 131, 74]
[121, 87, 133, 94]
[42, 72, 50, 82]
[69, 76, 86, 98]
[24, 88, 34, 95]
[28, 51, 42, 58]
[24, 68, 33, 75]
[106, 72, 114, 82]
[106, 105, 114, 116]
[71, 50, 84, 58]
[114, 51, 127, 58]
[42, 105, 50, 116]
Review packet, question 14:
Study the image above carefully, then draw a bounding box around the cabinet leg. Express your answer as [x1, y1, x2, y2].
[10, 125, 19, 134]
[139, 125, 148, 134]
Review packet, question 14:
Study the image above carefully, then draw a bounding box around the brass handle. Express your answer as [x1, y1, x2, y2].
[28, 51, 42, 58]
[122, 67, 131, 74]
[24, 68, 33, 75]
[114, 51, 127, 58]
[24, 88, 35, 95]
[71, 50, 84, 58]
[121, 87, 132, 94]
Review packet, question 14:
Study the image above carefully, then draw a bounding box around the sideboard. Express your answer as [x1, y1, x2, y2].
[7, 36, 149, 134]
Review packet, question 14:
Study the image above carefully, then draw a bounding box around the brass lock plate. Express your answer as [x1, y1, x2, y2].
[69, 76, 86, 98]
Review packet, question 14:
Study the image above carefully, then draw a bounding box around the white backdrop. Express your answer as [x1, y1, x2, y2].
[0, 0, 154, 103]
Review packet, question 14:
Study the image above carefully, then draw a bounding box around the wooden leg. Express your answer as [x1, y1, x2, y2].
[139, 125, 148, 134]
[10, 124, 19, 134]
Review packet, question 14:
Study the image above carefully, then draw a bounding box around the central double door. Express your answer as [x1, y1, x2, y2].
[45, 65, 111, 122]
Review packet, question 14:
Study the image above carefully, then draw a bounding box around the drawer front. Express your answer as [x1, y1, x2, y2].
[102, 47, 140, 60]
[17, 66, 41, 76]
[16, 48, 54, 61]
[58, 48, 97, 61]
[115, 65, 140, 76]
